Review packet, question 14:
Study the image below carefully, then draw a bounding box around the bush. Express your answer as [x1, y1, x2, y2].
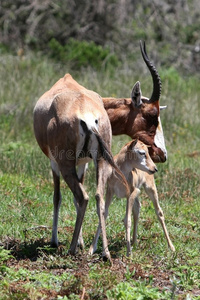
[48, 38, 119, 70]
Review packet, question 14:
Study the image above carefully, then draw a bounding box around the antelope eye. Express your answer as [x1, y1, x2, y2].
[149, 130, 155, 136]
[139, 150, 146, 157]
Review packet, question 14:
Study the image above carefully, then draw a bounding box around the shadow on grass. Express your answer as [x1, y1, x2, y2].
[1, 231, 127, 263]
[1, 236, 60, 261]
[92, 235, 127, 259]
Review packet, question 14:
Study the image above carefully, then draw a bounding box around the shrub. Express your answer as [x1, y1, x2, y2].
[48, 38, 119, 70]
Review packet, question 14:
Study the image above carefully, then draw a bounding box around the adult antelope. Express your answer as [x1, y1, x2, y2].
[89, 140, 175, 257]
[33, 74, 128, 261]
[102, 41, 167, 163]
[33, 41, 166, 256]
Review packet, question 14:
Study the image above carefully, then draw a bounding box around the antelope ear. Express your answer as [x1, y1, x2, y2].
[160, 105, 167, 110]
[131, 139, 138, 148]
[131, 81, 142, 107]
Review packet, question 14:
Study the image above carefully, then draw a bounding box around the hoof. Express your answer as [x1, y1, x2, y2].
[126, 243, 132, 257]
[88, 245, 96, 256]
[68, 247, 77, 256]
[50, 242, 58, 248]
[102, 255, 109, 262]
[77, 242, 85, 251]
[102, 252, 112, 265]
[170, 245, 175, 252]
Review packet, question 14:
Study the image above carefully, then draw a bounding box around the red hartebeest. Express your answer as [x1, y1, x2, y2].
[33, 75, 128, 261]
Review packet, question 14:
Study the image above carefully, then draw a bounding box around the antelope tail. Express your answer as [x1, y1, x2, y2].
[92, 127, 130, 195]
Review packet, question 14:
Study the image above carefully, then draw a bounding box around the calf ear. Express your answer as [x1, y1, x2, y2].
[131, 139, 138, 148]
[131, 81, 142, 107]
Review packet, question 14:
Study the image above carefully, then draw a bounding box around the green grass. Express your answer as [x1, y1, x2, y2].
[0, 53, 200, 299]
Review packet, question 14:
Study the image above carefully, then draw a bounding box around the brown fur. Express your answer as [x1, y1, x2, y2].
[103, 97, 165, 163]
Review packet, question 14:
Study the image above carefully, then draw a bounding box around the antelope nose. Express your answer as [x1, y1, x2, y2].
[162, 150, 168, 162]
[162, 154, 167, 162]
[154, 166, 158, 172]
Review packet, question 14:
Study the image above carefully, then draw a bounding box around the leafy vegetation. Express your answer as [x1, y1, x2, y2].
[48, 38, 119, 69]
[0, 49, 200, 299]
[0, 0, 200, 73]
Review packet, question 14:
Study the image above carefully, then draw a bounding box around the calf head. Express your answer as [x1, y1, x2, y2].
[128, 139, 158, 174]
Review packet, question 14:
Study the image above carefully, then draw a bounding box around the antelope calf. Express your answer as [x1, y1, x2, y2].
[89, 139, 157, 256]
[33, 74, 128, 261]
[89, 139, 175, 256]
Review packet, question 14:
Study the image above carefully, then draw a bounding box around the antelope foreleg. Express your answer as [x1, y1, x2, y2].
[145, 180, 175, 252]
[132, 197, 141, 246]
[125, 188, 140, 256]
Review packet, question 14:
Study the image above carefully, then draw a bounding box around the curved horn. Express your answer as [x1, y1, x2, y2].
[140, 40, 162, 103]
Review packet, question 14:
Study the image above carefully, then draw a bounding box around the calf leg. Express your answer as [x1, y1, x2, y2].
[125, 188, 140, 256]
[95, 160, 111, 261]
[144, 177, 175, 252]
[89, 186, 114, 255]
[132, 197, 141, 246]
[73, 164, 88, 249]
